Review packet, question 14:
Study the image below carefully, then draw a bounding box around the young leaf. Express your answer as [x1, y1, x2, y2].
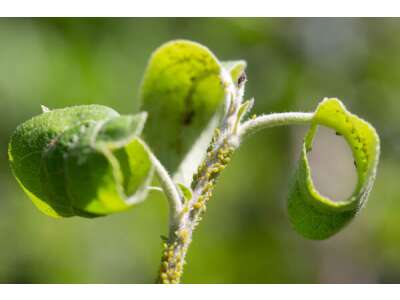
[139, 40, 225, 178]
[8, 105, 153, 218]
[177, 183, 192, 201]
[288, 98, 380, 240]
[234, 98, 254, 133]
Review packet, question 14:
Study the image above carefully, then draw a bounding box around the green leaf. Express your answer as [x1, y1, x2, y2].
[234, 98, 254, 132]
[288, 98, 380, 240]
[140, 40, 225, 180]
[8, 105, 153, 218]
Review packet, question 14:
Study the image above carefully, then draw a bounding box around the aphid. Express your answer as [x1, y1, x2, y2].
[237, 72, 247, 86]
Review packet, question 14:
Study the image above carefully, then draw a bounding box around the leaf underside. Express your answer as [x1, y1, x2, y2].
[288, 98, 380, 240]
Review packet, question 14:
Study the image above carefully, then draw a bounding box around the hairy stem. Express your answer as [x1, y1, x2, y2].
[150, 153, 183, 230]
[157, 125, 236, 283]
[239, 112, 314, 139]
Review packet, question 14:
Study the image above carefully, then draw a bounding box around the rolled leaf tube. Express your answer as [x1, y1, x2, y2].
[9, 105, 153, 218]
[288, 98, 380, 240]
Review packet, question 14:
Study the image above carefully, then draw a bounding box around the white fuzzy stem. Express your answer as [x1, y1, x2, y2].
[239, 112, 314, 139]
[149, 153, 182, 228]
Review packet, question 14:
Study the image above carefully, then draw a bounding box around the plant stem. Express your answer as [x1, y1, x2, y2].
[157, 124, 237, 283]
[150, 152, 183, 230]
[238, 112, 314, 139]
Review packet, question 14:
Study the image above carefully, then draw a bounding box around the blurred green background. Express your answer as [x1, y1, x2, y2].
[0, 18, 399, 283]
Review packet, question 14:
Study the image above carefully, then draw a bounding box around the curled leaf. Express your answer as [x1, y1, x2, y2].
[140, 40, 226, 180]
[9, 105, 153, 218]
[288, 98, 380, 240]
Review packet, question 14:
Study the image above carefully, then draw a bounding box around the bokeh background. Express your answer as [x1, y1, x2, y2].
[0, 18, 399, 283]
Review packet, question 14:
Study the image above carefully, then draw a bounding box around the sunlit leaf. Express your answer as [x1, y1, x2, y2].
[140, 40, 226, 180]
[8, 105, 153, 218]
[288, 98, 380, 240]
